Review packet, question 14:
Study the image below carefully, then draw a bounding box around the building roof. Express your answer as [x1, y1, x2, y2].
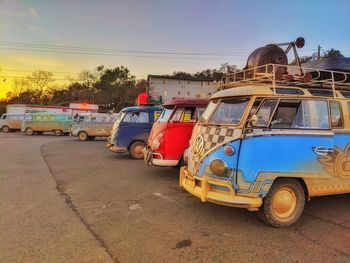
[148, 74, 215, 82]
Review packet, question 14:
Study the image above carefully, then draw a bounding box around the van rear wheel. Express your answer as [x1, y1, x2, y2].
[54, 130, 62, 136]
[258, 178, 305, 227]
[2, 125, 10, 133]
[25, 127, 34, 136]
[78, 131, 88, 141]
[129, 141, 145, 159]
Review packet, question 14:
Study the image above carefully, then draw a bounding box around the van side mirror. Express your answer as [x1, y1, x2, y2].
[249, 114, 258, 127]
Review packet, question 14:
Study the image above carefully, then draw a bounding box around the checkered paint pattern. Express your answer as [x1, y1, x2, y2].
[188, 124, 235, 174]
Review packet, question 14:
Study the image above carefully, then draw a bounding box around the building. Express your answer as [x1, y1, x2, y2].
[147, 75, 218, 103]
[6, 103, 99, 115]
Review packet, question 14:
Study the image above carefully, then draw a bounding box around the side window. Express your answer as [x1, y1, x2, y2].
[2, 115, 8, 120]
[42, 115, 50, 121]
[291, 100, 329, 129]
[195, 107, 206, 120]
[253, 99, 278, 127]
[268, 100, 329, 129]
[34, 115, 42, 121]
[123, 112, 149, 123]
[183, 107, 196, 122]
[171, 107, 184, 122]
[330, 101, 343, 128]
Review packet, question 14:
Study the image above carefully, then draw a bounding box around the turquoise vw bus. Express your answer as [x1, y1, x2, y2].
[180, 63, 350, 227]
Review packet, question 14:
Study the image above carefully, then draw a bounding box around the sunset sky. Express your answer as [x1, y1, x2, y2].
[1, 0, 350, 99]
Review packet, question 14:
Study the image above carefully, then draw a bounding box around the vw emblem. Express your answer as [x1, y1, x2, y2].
[193, 135, 204, 156]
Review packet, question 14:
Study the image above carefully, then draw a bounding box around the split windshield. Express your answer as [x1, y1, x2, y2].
[157, 108, 173, 123]
[206, 98, 250, 125]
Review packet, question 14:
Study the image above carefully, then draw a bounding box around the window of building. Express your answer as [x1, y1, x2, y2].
[187, 91, 190, 96]
[330, 101, 343, 128]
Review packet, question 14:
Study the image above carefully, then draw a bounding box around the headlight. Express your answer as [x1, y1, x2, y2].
[151, 132, 164, 150]
[151, 138, 160, 150]
[210, 159, 228, 177]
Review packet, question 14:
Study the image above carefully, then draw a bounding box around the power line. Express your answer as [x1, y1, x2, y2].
[0, 46, 248, 61]
[0, 41, 250, 57]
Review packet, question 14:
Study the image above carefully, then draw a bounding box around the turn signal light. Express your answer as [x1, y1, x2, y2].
[224, 146, 235, 156]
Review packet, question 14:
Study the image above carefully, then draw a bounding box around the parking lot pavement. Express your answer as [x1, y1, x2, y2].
[1, 133, 350, 262]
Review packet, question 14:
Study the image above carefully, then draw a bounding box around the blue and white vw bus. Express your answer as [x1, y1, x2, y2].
[180, 63, 350, 227]
[106, 106, 162, 159]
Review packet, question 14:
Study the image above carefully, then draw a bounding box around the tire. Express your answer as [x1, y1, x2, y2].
[175, 157, 186, 169]
[25, 127, 34, 136]
[54, 130, 62, 136]
[2, 126, 10, 133]
[129, 141, 146, 159]
[78, 131, 88, 141]
[258, 178, 305, 227]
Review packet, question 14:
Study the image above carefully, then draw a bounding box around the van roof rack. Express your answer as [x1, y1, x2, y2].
[221, 63, 350, 97]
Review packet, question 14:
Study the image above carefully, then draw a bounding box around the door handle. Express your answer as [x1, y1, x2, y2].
[313, 146, 333, 156]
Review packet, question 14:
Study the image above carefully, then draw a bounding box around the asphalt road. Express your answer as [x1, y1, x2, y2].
[1, 133, 350, 263]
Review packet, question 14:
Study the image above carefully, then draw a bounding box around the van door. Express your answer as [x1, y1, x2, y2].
[166, 107, 196, 160]
[237, 99, 334, 197]
[324, 101, 350, 193]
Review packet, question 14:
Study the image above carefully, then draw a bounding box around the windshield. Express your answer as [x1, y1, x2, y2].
[208, 98, 250, 125]
[157, 108, 173, 123]
[201, 100, 218, 121]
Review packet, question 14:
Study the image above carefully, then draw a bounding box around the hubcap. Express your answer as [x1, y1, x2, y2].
[272, 187, 297, 218]
[134, 144, 144, 157]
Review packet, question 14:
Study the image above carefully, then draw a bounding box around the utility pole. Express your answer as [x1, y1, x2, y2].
[317, 45, 321, 60]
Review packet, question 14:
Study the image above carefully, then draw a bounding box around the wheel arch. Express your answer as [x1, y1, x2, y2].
[271, 177, 310, 201]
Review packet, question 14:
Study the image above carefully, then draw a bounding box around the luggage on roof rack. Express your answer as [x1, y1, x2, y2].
[221, 63, 350, 95]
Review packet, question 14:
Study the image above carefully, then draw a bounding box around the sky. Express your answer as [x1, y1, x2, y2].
[1, 0, 350, 98]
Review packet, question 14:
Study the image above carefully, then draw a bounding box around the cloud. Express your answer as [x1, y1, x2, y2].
[2, 7, 38, 17]
[52, 35, 61, 40]
[28, 25, 45, 33]
[14, 57, 64, 68]
[28, 8, 38, 17]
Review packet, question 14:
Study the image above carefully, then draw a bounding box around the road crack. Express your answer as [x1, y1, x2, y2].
[40, 144, 119, 263]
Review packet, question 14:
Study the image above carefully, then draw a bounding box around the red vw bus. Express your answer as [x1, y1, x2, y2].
[144, 98, 208, 167]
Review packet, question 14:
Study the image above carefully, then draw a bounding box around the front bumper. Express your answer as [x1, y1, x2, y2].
[179, 167, 262, 211]
[106, 137, 128, 154]
[143, 147, 179, 167]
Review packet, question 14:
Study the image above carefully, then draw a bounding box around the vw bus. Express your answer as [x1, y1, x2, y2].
[21, 113, 73, 136]
[71, 113, 118, 141]
[106, 106, 162, 159]
[144, 98, 208, 167]
[0, 113, 25, 132]
[180, 63, 350, 227]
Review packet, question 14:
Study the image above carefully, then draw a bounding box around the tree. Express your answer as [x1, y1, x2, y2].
[26, 70, 55, 102]
[323, 48, 344, 58]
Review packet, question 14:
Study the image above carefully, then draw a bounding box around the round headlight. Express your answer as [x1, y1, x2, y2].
[151, 138, 160, 150]
[210, 159, 228, 177]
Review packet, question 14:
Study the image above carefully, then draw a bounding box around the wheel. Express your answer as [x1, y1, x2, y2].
[129, 141, 146, 159]
[258, 178, 305, 227]
[88, 136, 95, 141]
[2, 125, 10, 133]
[78, 131, 88, 141]
[25, 127, 34, 136]
[175, 157, 186, 169]
[54, 130, 62, 136]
